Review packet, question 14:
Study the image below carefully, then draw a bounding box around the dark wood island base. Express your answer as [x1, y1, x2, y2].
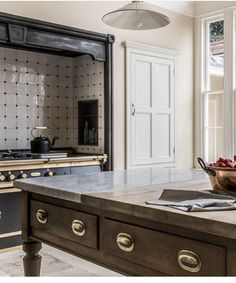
[15, 169, 236, 276]
[23, 241, 42, 276]
[20, 189, 236, 276]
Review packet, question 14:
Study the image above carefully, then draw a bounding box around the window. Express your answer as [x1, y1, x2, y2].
[195, 7, 236, 166]
[202, 16, 224, 162]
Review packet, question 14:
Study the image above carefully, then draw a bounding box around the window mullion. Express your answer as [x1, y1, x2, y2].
[223, 8, 233, 158]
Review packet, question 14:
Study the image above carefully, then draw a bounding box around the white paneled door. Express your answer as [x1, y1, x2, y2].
[125, 42, 178, 168]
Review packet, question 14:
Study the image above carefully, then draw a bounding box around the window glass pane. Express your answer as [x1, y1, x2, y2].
[207, 93, 223, 127]
[207, 20, 224, 91]
[204, 92, 224, 162]
[205, 128, 224, 162]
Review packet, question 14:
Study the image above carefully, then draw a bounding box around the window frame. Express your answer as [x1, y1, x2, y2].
[194, 7, 235, 166]
[202, 15, 224, 162]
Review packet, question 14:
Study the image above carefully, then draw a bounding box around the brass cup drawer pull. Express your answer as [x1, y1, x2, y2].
[36, 209, 48, 224]
[71, 220, 86, 236]
[177, 250, 201, 273]
[116, 233, 134, 252]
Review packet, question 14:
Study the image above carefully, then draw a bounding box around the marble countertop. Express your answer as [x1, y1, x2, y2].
[15, 167, 236, 240]
[14, 167, 206, 203]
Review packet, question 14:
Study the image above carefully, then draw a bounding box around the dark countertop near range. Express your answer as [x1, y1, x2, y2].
[14, 167, 236, 240]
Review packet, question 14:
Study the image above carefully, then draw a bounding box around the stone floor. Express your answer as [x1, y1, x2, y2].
[0, 244, 122, 276]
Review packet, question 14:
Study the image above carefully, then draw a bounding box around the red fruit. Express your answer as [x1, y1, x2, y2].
[219, 162, 226, 167]
[227, 163, 234, 168]
[210, 157, 236, 168]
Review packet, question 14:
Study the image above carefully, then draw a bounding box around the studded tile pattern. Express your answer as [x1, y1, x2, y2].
[73, 55, 104, 154]
[0, 48, 105, 153]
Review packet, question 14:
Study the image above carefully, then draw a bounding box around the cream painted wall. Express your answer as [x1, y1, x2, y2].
[0, 1, 194, 170]
[194, 1, 236, 16]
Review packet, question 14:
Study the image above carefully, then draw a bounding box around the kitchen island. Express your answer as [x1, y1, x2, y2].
[14, 167, 236, 276]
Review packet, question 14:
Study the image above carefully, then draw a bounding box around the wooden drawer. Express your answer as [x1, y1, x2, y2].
[30, 200, 98, 249]
[103, 219, 225, 276]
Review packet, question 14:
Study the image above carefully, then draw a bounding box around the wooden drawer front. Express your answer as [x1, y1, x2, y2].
[103, 219, 225, 276]
[30, 200, 98, 249]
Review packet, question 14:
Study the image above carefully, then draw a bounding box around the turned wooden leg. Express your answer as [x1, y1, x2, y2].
[23, 241, 42, 276]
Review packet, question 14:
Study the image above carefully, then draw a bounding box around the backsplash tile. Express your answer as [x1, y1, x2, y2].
[0, 48, 105, 153]
[73, 55, 105, 154]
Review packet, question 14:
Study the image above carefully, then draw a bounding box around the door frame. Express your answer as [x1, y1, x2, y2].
[124, 41, 180, 169]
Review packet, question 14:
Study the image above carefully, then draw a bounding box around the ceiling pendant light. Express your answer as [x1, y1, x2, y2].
[102, 1, 170, 30]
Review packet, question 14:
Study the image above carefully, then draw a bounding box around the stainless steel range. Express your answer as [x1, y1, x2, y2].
[0, 149, 107, 250]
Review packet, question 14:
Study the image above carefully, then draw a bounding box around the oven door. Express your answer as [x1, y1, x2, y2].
[0, 189, 21, 235]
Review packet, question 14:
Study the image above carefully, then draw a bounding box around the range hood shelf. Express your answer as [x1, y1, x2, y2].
[0, 12, 115, 61]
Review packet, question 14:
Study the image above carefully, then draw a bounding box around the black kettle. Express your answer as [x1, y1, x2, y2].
[30, 127, 59, 154]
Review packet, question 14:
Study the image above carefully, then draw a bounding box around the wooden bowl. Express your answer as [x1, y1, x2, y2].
[198, 157, 236, 191]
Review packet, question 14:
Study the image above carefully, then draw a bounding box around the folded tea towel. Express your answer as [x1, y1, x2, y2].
[146, 190, 236, 212]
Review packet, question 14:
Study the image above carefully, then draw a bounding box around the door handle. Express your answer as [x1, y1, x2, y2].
[131, 104, 136, 116]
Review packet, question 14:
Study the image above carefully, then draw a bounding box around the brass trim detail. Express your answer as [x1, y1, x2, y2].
[116, 233, 134, 252]
[0, 154, 107, 170]
[0, 245, 22, 254]
[71, 220, 86, 236]
[0, 160, 101, 172]
[0, 188, 21, 194]
[0, 182, 14, 189]
[0, 174, 5, 182]
[0, 230, 21, 239]
[36, 209, 48, 224]
[177, 250, 201, 273]
[31, 172, 41, 177]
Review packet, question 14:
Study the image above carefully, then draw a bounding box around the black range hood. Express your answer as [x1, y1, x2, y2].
[0, 12, 115, 61]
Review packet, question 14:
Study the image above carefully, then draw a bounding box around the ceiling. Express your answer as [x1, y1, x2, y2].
[150, 1, 236, 17]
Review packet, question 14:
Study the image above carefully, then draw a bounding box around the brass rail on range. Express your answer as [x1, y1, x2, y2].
[0, 154, 107, 189]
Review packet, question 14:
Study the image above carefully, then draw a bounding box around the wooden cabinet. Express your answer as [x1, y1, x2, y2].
[25, 194, 230, 276]
[30, 200, 98, 249]
[102, 219, 225, 276]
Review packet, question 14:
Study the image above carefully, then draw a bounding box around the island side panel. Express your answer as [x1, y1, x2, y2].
[21, 191, 30, 241]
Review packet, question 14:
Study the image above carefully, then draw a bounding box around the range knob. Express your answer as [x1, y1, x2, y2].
[45, 171, 54, 177]
[7, 173, 16, 182]
[0, 174, 5, 182]
[19, 172, 28, 179]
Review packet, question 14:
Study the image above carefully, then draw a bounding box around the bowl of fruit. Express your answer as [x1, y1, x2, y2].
[198, 157, 236, 191]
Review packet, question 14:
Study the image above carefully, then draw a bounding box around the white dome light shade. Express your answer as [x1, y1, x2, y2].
[102, 1, 170, 30]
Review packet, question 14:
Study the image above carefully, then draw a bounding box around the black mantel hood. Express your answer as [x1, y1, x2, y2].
[0, 11, 115, 61]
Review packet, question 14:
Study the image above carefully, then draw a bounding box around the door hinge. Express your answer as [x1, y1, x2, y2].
[173, 147, 175, 154]
[173, 68, 175, 76]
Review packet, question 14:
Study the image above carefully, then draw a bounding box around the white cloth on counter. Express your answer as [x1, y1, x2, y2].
[146, 189, 236, 212]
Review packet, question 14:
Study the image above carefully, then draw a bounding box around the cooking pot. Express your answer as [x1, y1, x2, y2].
[198, 157, 236, 192]
[30, 127, 59, 154]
